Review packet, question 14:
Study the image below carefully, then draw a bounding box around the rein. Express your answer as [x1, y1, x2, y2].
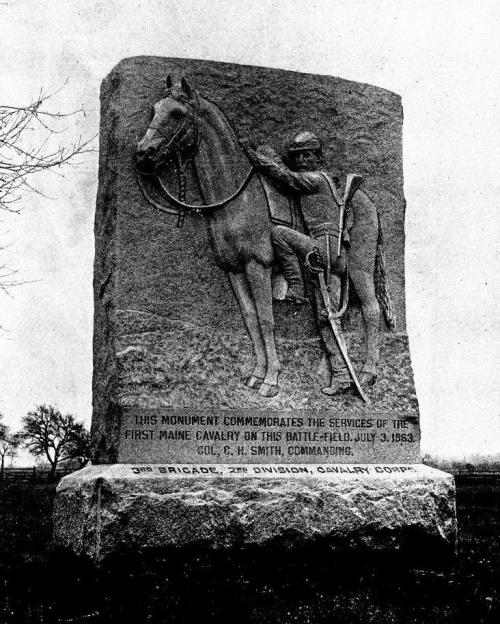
[156, 166, 255, 210]
[136, 174, 179, 216]
[136, 167, 255, 220]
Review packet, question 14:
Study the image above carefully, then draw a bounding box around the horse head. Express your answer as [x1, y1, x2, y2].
[136, 76, 200, 175]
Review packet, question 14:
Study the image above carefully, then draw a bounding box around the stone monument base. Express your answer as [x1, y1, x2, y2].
[53, 464, 456, 563]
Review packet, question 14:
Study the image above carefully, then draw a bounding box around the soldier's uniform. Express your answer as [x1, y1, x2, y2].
[244, 132, 354, 395]
[245, 133, 347, 301]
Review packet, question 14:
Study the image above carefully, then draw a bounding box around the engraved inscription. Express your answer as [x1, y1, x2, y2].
[118, 409, 419, 464]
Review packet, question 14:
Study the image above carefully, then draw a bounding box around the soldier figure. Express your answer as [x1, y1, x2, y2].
[241, 131, 354, 395]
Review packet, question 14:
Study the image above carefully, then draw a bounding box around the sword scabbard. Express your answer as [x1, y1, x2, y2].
[317, 273, 369, 403]
[337, 202, 345, 257]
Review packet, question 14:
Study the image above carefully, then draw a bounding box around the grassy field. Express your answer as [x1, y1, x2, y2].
[0, 476, 499, 623]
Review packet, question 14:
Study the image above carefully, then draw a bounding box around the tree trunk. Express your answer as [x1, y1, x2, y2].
[48, 459, 58, 483]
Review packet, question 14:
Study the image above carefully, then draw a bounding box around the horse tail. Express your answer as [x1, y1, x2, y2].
[375, 214, 397, 331]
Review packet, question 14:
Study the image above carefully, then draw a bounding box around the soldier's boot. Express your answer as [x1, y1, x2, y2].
[321, 360, 354, 396]
[282, 270, 307, 304]
[284, 284, 308, 305]
[271, 226, 308, 304]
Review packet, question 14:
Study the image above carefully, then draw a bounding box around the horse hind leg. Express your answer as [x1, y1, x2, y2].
[350, 268, 380, 384]
[245, 259, 281, 397]
[227, 271, 267, 389]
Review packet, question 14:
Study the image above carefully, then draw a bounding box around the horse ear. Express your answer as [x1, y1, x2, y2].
[166, 75, 173, 89]
[181, 77, 193, 99]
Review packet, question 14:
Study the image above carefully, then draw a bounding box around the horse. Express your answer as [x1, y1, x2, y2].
[135, 76, 395, 398]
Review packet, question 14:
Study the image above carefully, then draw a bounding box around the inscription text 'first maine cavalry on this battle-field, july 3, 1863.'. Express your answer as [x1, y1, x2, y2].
[53, 58, 456, 561]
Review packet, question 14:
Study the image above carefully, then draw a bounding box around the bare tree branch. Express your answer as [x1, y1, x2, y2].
[0, 86, 96, 295]
[0, 423, 21, 475]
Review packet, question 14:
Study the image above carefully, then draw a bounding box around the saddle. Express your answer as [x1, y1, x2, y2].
[260, 172, 354, 240]
[258, 175, 302, 230]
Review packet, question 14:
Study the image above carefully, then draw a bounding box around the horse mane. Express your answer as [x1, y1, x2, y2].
[166, 85, 239, 144]
[185, 89, 250, 200]
[197, 92, 241, 144]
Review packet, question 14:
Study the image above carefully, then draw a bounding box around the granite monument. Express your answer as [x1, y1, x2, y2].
[53, 58, 456, 562]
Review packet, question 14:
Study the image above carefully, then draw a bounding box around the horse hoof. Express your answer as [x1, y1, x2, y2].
[258, 383, 279, 398]
[244, 375, 264, 389]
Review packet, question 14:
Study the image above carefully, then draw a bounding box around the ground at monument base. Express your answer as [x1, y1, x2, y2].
[53, 464, 456, 562]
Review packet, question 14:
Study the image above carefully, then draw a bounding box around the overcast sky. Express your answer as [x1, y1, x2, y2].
[1, 0, 500, 461]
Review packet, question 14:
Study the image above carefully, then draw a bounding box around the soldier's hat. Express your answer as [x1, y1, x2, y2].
[287, 131, 322, 153]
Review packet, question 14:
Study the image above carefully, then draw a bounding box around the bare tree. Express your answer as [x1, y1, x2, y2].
[0, 422, 21, 477]
[65, 423, 92, 470]
[19, 405, 91, 480]
[0, 87, 95, 294]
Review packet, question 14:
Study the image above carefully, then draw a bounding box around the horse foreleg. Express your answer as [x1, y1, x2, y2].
[245, 260, 281, 397]
[350, 269, 380, 383]
[227, 271, 267, 388]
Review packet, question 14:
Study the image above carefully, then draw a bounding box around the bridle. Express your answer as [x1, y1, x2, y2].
[136, 90, 254, 227]
[146, 92, 202, 165]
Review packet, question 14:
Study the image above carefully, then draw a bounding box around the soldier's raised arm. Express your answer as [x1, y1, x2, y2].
[240, 141, 321, 194]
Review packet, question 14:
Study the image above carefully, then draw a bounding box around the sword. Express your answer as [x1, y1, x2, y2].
[317, 272, 369, 403]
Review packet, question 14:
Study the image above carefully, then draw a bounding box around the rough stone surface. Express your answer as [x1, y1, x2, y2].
[116, 310, 418, 412]
[93, 57, 417, 462]
[53, 464, 456, 562]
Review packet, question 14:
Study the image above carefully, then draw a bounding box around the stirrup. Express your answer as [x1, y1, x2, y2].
[305, 248, 323, 273]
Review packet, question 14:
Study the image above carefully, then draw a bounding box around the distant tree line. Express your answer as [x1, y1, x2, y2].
[0, 405, 91, 481]
[423, 453, 500, 474]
